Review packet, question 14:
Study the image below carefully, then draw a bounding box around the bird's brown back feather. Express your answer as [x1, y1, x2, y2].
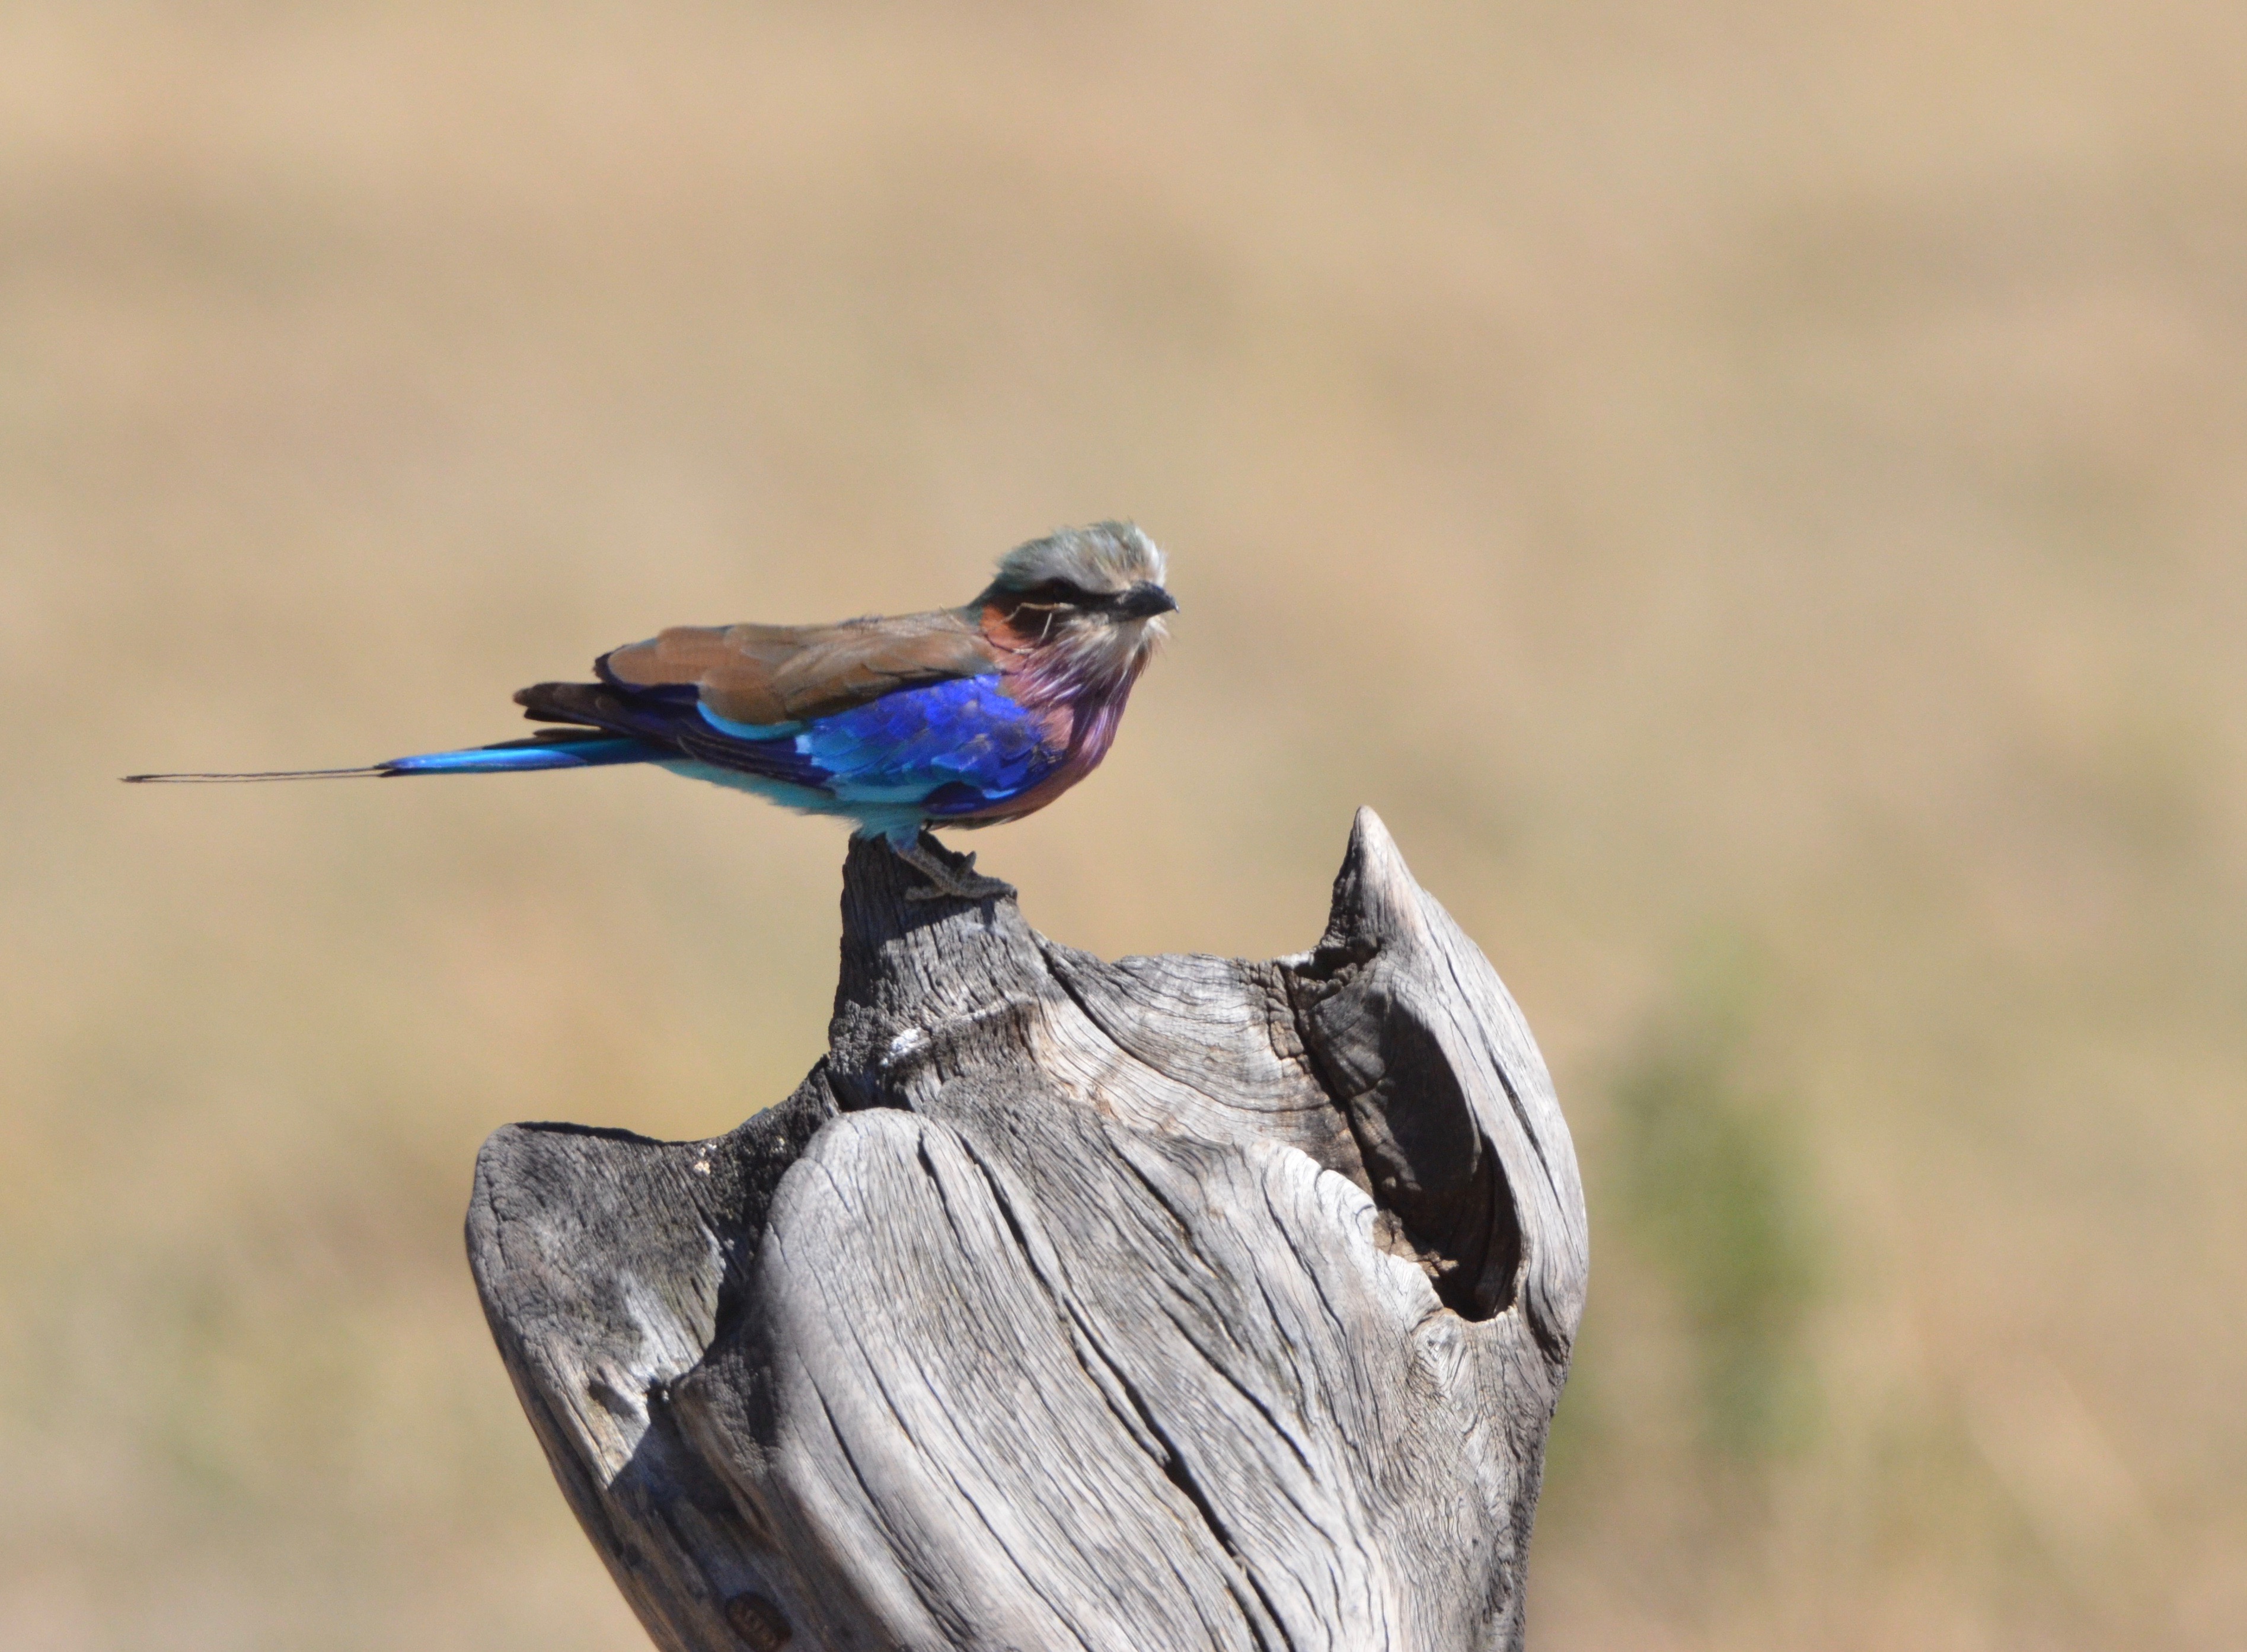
[597, 606, 1004, 725]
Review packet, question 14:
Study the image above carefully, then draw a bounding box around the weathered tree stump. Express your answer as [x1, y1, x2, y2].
[467, 809, 1588, 1652]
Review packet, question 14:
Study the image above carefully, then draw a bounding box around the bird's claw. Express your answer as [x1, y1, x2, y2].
[891, 838, 1015, 903]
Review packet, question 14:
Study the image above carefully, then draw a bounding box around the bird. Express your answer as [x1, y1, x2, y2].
[126, 522, 1177, 901]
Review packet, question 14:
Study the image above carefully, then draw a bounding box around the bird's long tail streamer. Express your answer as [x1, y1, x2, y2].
[125, 732, 654, 783]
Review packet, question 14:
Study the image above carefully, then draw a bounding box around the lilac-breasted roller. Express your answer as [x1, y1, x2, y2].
[127, 522, 1176, 900]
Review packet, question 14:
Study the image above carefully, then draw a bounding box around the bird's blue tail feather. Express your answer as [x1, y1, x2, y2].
[384, 736, 652, 775]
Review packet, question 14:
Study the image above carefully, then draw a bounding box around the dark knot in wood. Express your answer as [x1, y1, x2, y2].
[467, 808, 1588, 1651]
[723, 1592, 792, 1650]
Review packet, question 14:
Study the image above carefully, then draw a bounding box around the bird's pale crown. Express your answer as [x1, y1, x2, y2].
[988, 521, 1168, 599]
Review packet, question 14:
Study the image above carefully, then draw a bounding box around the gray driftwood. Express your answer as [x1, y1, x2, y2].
[467, 809, 1588, 1652]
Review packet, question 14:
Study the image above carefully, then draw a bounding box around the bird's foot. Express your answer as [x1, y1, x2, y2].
[891, 835, 1016, 903]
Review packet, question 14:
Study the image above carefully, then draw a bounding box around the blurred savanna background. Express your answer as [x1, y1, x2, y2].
[5, 1, 2245, 1647]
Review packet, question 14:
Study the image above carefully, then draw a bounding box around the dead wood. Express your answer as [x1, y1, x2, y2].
[467, 808, 1587, 1651]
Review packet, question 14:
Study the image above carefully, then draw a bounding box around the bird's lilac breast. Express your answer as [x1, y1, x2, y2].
[921, 678, 1137, 825]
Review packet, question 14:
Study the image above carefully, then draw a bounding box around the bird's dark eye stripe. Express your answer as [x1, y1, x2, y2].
[1012, 579, 1106, 608]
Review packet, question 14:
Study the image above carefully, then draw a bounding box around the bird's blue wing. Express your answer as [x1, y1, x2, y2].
[515, 675, 1062, 814]
[793, 678, 1056, 806]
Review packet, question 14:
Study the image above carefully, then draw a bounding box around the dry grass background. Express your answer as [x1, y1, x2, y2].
[4, 1, 2244, 1647]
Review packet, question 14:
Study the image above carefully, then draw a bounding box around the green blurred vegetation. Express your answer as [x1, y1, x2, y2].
[1608, 946, 1821, 1464]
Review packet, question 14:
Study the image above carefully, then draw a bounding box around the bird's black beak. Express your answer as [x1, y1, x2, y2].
[1116, 582, 1179, 619]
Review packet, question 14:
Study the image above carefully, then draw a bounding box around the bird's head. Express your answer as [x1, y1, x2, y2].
[976, 521, 1177, 698]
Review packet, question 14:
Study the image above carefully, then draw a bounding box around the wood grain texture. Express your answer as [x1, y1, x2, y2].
[468, 809, 1588, 1651]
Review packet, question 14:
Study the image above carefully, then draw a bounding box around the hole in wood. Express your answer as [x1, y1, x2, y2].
[1287, 937, 1525, 1321]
